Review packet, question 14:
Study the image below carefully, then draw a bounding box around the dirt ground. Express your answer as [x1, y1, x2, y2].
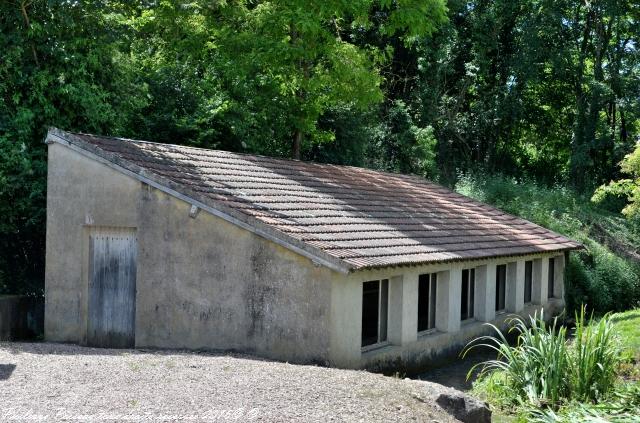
[0, 342, 457, 422]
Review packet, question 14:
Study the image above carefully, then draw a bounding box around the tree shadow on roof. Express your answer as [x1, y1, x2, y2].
[75, 132, 575, 269]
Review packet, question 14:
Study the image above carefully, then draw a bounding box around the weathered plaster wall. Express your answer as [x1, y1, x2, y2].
[45, 142, 140, 343]
[329, 254, 566, 373]
[135, 186, 334, 363]
[46, 143, 334, 363]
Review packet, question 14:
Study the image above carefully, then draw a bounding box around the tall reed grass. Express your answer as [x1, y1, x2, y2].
[570, 307, 620, 402]
[465, 306, 621, 409]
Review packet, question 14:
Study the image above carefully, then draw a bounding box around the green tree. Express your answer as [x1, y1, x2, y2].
[388, 0, 640, 188]
[214, 0, 447, 158]
[555, 0, 640, 192]
[0, 0, 147, 294]
[366, 100, 437, 177]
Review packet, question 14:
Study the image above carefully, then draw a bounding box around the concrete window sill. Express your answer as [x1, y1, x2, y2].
[417, 328, 442, 339]
[461, 318, 479, 327]
[361, 341, 391, 354]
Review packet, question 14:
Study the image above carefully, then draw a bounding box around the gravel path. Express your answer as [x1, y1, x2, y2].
[0, 342, 456, 422]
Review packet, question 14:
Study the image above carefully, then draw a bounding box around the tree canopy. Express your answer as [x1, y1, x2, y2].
[0, 0, 639, 295]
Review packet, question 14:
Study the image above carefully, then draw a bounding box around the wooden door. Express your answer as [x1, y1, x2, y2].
[87, 229, 137, 348]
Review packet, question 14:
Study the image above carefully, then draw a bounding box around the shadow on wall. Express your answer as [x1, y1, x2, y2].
[0, 364, 16, 381]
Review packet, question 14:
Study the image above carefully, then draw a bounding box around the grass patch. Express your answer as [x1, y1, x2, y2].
[612, 309, 640, 383]
[611, 309, 640, 355]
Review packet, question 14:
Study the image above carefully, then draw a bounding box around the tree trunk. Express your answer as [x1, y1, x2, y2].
[569, 7, 594, 192]
[292, 130, 302, 160]
[620, 108, 627, 146]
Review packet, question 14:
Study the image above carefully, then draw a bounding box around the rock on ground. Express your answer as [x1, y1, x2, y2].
[435, 391, 491, 423]
[0, 342, 460, 422]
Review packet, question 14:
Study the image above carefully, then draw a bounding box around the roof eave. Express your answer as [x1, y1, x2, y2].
[349, 243, 584, 272]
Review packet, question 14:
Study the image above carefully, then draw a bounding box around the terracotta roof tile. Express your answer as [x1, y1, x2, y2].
[60, 131, 582, 270]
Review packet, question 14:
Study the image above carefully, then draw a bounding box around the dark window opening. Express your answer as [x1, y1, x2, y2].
[548, 258, 555, 298]
[524, 261, 533, 304]
[380, 279, 388, 342]
[361, 279, 388, 348]
[461, 268, 475, 320]
[495, 264, 506, 311]
[418, 273, 437, 332]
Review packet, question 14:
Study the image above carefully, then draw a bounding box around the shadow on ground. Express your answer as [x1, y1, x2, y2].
[416, 348, 497, 391]
[0, 363, 16, 380]
[0, 341, 278, 364]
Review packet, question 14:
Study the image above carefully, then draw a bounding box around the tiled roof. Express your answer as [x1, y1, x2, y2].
[48, 128, 582, 272]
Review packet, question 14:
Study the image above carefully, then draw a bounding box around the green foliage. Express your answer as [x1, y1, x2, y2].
[570, 307, 620, 402]
[527, 383, 640, 423]
[366, 100, 438, 178]
[567, 243, 640, 314]
[411, 125, 438, 178]
[466, 312, 570, 407]
[591, 179, 635, 213]
[474, 309, 640, 422]
[456, 173, 640, 314]
[405, 0, 640, 189]
[306, 105, 376, 166]
[0, 0, 149, 295]
[467, 309, 623, 413]
[593, 143, 640, 219]
[212, 0, 446, 157]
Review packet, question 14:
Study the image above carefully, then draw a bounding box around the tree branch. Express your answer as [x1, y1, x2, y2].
[19, 0, 39, 67]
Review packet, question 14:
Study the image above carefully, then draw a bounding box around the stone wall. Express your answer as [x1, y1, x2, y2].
[0, 295, 44, 341]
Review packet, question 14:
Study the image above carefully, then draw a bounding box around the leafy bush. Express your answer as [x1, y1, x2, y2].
[456, 172, 640, 314]
[365, 101, 438, 179]
[592, 143, 640, 219]
[467, 308, 623, 413]
[567, 244, 640, 313]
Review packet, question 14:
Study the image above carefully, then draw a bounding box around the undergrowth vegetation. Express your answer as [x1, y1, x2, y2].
[466, 313, 570, 406]
[467, 307, 640, 422]
[455, 173, 640, 314]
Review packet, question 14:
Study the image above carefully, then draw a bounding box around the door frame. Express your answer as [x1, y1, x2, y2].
[80, 225, 138, 347]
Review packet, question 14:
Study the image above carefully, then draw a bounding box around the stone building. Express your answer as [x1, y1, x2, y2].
[45, 128, 581, 372]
